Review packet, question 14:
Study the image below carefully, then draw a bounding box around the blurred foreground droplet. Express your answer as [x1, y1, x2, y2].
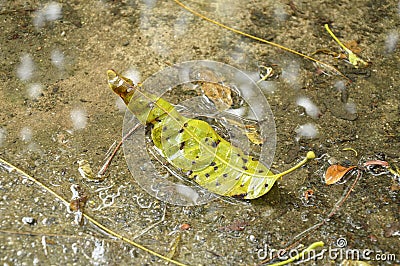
[385, 30, 399, 53]
[296, 96, 320, 119]
[33, 2, 62, 28]
[175, 184, 199, 204]
[51, 49, 64, 68]
[115, 97, 126, 112]
[295, 123, 318, 140]
[16, 54, 35, 81]
[123, 68, 141, 85]
[281, 61, 300, 88]
[0, 127, 6, 147]
[27, 83, 43, 100]
[70, 108, 87, 130]
[20, 127, 33, 142]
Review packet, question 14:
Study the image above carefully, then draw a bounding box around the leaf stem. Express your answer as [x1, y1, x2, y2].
[324, 24, 368, 68]
[324, 24, 349, 52]
[273, 151, 315, 179]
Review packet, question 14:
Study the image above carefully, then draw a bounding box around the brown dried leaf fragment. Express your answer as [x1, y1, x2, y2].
[325, 165, 356, 185]
[201, 81, 233, 110]
[197, 69, 233, 110]
[344, 40, 362, 54]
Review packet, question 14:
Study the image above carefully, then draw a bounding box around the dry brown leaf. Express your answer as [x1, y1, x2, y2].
[325, 164, 356, 185]
[202, 81, 233, 110]
[344, 40, 362, 54]
[197, 69, 233, 110]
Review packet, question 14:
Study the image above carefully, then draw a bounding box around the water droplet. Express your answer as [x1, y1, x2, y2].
[0, 127, 7, 147]
[20, 127, 33, 142]
[16, 54, 35, 81]
[70, 108, 87, 130]
[296, 96, 320, 119]
[295, 123, 318, 140]
[27, 83, 43, 100]
[51, 49, 64, 68]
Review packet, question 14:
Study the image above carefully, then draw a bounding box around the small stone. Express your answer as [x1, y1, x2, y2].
[22, 217, 36, 225]
[180, 223, 191, 230]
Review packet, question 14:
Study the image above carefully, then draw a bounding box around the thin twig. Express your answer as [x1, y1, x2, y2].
[97, 123, 142, 177]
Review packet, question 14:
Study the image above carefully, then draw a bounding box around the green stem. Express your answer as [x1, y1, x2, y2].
[272, 151, 315, 180]
[324, 24, 368, 68]
[324, 24, 351, 53]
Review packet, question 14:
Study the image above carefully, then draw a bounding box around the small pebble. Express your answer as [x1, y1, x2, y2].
[22, 216, 36, 225]
[180, 223, 191, 230]
[249, 235, 256, 242]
